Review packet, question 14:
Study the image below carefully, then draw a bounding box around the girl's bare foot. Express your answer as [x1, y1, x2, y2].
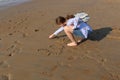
[67, 42, 77, 46]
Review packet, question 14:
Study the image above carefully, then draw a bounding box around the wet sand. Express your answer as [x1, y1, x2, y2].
[0, 0, 30, 10]
[0, 0, 120, 80]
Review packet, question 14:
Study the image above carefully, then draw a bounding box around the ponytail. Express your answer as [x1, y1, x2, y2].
[66, 14, 75, 20]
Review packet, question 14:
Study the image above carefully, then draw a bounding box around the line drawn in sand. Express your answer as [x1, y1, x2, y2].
[6, 44, 22, 56]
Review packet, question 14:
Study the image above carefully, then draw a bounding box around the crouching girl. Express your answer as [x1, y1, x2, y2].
[49, 14, 92, 47]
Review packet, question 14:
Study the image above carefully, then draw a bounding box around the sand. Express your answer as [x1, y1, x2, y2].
[0, 0, 120, 80]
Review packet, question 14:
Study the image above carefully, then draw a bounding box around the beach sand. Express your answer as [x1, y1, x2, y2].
[0, 0, 120, 80]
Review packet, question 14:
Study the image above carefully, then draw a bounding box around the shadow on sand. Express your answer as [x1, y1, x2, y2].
[88, 27, 112, 41]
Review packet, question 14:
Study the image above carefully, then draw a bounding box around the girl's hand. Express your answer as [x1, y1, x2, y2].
[49, 34, 55, 39]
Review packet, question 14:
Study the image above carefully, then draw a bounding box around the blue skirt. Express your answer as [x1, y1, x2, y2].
[73, 22, 92, 38]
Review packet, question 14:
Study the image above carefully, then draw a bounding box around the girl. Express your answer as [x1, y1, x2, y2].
[49, 15, 92, 46]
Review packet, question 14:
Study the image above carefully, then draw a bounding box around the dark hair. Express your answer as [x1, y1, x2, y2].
[56, 16, 66, 25]
[66, 14, 74, 20]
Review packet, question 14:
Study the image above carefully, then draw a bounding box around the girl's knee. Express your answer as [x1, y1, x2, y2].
[64, 26, 69, 31]
[64, 26, 73, 32]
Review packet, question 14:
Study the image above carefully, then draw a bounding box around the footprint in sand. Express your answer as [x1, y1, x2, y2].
[0, 74, 10, 80]
[48, 44, 64, 56]
[7, 44, 22, 56]
[0, 61, 10, 68]
[36, 48, 51, 56]
[16, 18, 26, 26]
[35, 44, 64, 56]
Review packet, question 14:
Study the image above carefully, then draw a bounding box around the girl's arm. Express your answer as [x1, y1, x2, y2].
[53, 26, 64, 35]
[49, 27, 64, 39]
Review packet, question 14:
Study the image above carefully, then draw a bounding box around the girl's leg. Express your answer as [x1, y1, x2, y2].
[64, 26, 77, 46]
